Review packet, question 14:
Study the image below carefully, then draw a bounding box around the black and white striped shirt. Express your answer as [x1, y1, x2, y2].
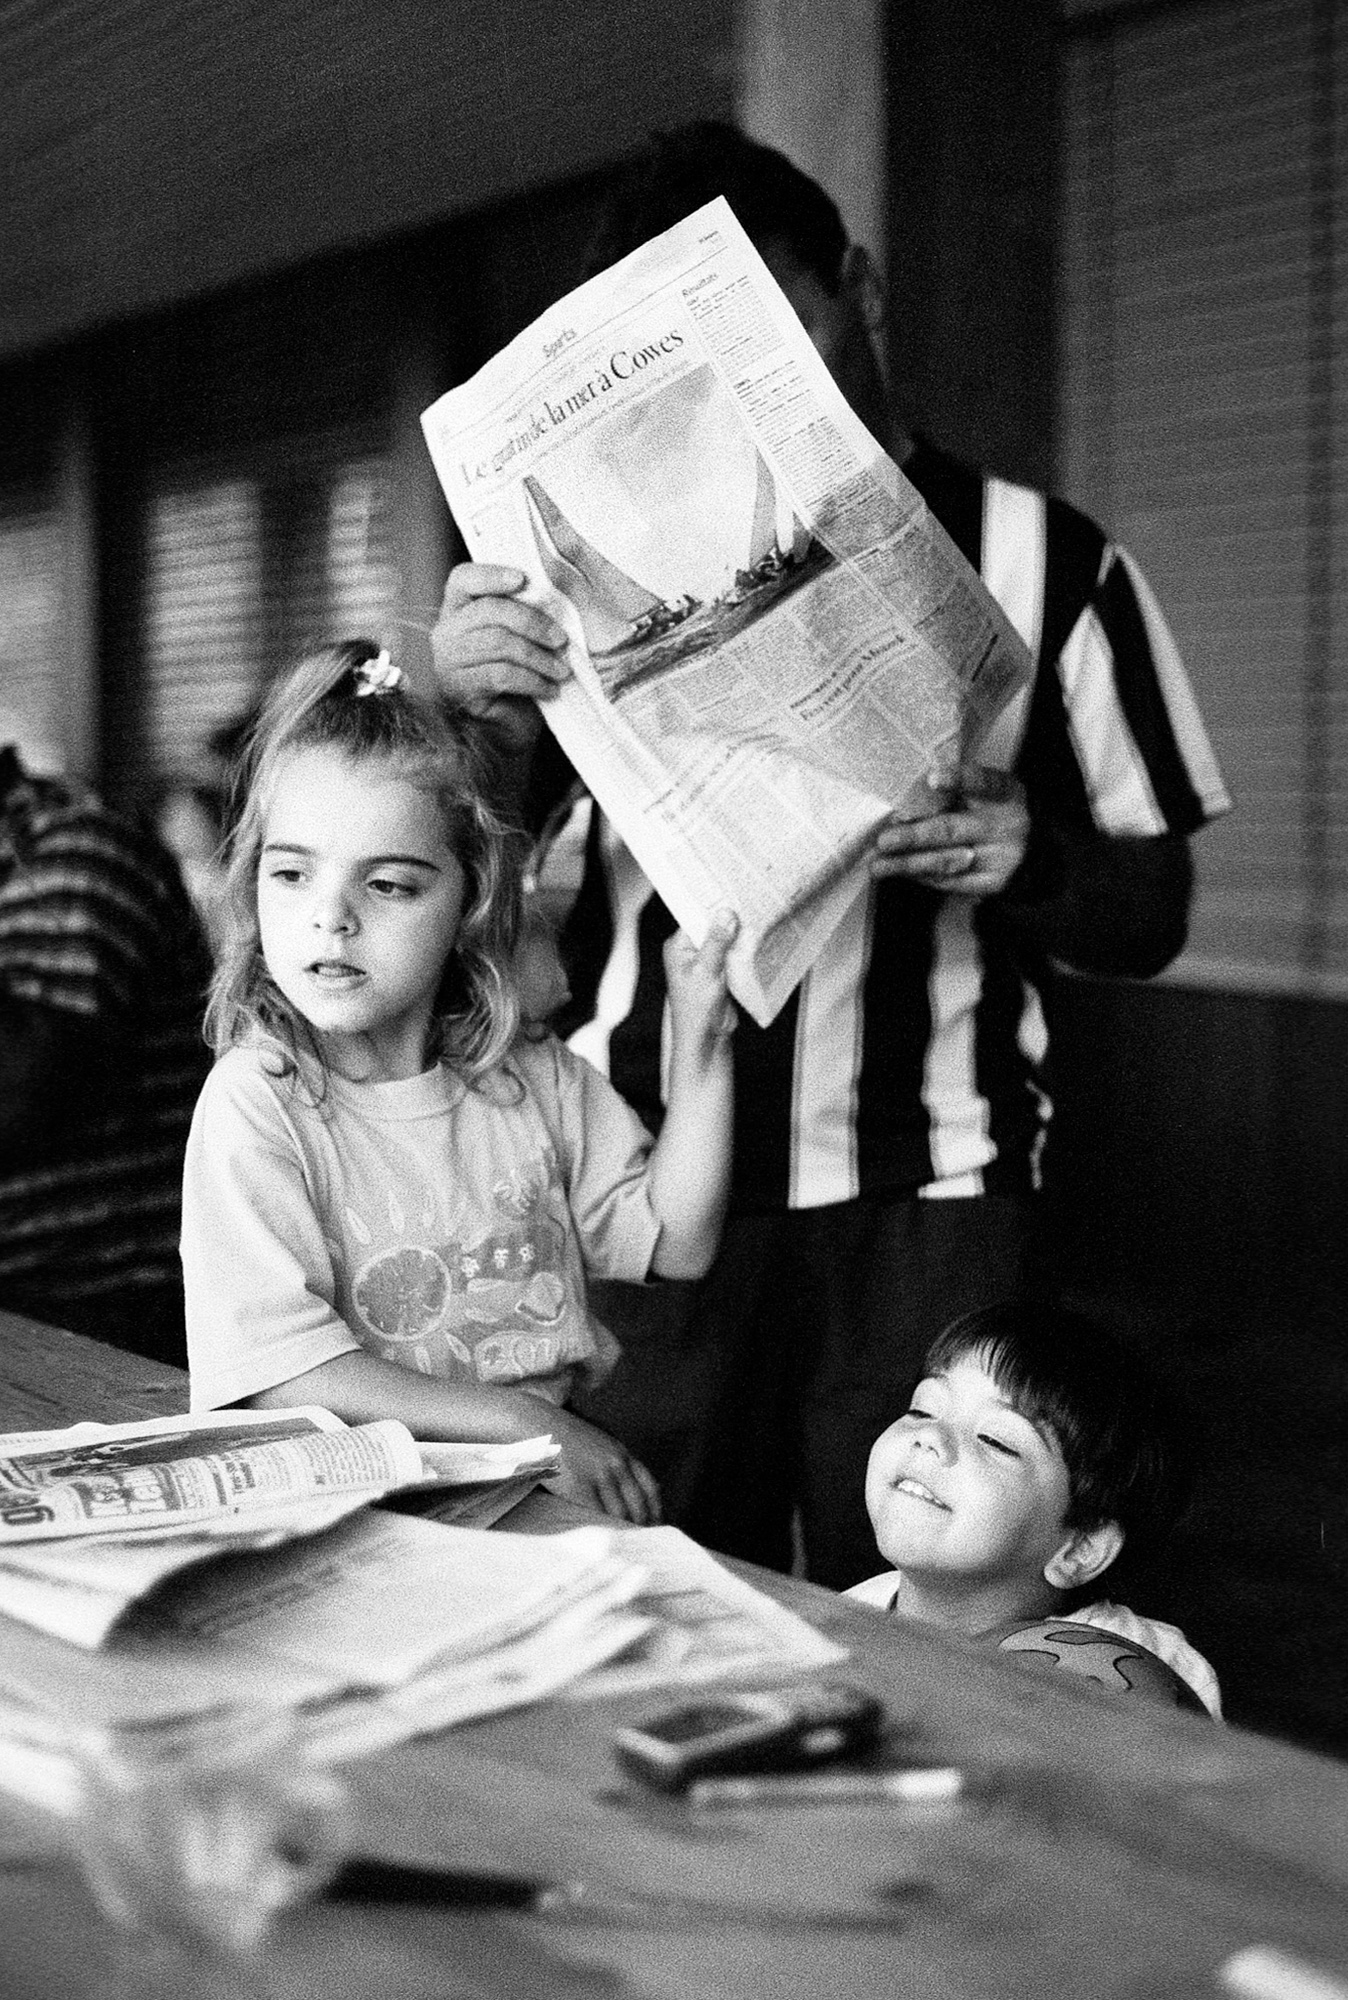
[545, 439, 1230, 1212]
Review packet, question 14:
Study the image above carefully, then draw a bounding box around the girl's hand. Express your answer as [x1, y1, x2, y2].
[429, 564, 570, 750]
[663, 911, 739, 1052]
[541, 1404, 663, 1524]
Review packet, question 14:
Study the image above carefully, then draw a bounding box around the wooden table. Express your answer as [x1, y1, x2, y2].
[3, 1307, 1347, 2000]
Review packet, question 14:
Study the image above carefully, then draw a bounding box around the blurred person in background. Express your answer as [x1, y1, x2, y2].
[149, 704, 267, 951]
[152, 777, 229, 951]
[0, 728, 212, 1361]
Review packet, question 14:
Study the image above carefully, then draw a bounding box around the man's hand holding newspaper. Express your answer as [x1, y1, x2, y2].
[873, 760, 1032, 897]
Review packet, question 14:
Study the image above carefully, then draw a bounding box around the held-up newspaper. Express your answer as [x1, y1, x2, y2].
[422, 197, 1032, 1026]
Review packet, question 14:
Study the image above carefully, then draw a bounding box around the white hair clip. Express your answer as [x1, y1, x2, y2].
[353, 649, 401, 696]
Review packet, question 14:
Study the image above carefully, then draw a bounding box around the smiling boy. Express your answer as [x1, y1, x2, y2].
[848, 1301, 1222, 1714]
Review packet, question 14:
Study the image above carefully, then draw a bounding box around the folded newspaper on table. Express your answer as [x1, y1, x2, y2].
[0, 1519, 655, 1809]
[0, 1416, 850, 1800]
[421, 197, 1033, 1026]
[0, 1405, 559, 1543]
[0, 1520, 847, 1805]
[563, 1525, 845, 1699]
[0, 1406, 559, 1647]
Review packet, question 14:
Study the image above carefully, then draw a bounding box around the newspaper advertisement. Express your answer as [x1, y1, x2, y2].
[421, 197, 1032, 1025]
[0, 1407, 559, 1545]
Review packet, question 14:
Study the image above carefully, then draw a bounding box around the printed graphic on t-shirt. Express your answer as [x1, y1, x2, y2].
[343, 1150, 584, 1383]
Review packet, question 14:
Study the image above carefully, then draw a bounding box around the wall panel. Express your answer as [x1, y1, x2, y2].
[0, 0, 736, 358]
[1059, 0, 1347, 992]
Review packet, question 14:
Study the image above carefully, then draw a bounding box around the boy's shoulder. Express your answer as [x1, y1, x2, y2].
[843, 1573, 1219, 1716]
[993, 1604, 1219, 1715]
[993, 1617, 1195, 1708]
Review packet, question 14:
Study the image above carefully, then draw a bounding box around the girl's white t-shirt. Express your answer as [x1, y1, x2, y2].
[183, 1036, 660, 1412]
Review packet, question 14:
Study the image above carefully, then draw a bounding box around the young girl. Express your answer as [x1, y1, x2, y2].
[182, 640, 738, 1522]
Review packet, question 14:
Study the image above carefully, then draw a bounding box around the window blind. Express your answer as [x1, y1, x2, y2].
[0, 504, 65, 771]
[140, 452, 399, 787]
[1058, 0, 1345, 993]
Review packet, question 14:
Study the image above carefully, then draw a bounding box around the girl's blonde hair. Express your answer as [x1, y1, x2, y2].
[206, 640, 524, 1082]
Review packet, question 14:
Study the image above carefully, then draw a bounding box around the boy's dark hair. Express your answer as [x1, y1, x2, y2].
[587, 121, 849, 292]
[924, 1298, 1194, 1575]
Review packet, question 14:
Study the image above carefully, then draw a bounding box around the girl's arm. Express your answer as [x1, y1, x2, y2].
[248, 1347, 555, 1439]
[646, 914, 738, 1279]
[249, 1350, 661, 1523]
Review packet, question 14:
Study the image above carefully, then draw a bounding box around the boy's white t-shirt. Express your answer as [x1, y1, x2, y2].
[845, 1571, 1223, 1718]
[183, 1036, 661, 1412]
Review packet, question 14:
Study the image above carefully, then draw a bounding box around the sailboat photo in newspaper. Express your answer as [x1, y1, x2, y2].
[521, 363, 831, 702]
